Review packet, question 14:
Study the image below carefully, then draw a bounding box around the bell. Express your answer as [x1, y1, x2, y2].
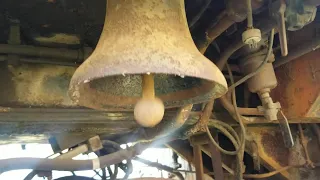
[69, 0, 228, 127]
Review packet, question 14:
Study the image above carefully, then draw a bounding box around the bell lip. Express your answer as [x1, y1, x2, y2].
[68, 52, 228, 111]
[69, 50, 228, 93]
[69, 78, 227, 111]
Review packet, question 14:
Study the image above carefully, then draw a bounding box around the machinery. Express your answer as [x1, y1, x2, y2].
[0, 0, 320, 179]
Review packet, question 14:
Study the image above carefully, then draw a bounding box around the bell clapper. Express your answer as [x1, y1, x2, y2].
[134, 74, 165, 127]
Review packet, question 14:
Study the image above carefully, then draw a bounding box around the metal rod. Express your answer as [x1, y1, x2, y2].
[246, 0, 253, 28]
[142, 74, 155, 99]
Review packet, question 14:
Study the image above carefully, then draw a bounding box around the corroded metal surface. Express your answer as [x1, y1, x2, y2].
[271, 22, 320, 120]
[271, 49, 320, 119]
[247, 127, 292, 179]
[69, 0, 227, 110]
[246, 126, 320, 180]
[0, 63, 76, 107]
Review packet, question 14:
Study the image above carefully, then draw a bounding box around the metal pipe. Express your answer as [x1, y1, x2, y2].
[198, 13, 236, 54]
[56, 144, 89, 159]
[196, 0, 264, 54]
[0, 143, 147, 173]
[0, 55, 79, 66]
[274, 37, 320, 68]
[0, 44, 91, 61]
[246, 0, 253, 28]
[220, 94, 264, 116]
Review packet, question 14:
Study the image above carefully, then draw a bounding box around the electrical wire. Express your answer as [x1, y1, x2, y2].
[206, 125, 239, 155]
[211, 120, 241, 143]
[227, 63, 246, 180]
[228, 28, 275, 91]
[206, 119, 242, 155]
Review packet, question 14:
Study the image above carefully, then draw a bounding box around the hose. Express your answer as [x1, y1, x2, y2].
[0, 143, 148, 173]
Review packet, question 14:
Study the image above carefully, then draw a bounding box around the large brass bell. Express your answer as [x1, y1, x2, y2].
[69, 0, 228, 127]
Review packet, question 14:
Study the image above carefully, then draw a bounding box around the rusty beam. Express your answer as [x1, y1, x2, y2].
[193, 145, 205, 180]
[209, 139, 224, 180]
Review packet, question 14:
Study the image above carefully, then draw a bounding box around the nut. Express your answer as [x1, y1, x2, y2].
[242, 28, 262, 46]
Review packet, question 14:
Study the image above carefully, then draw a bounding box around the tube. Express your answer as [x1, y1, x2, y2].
[220, 94, 264, 116]
[0, 143, 147, 173]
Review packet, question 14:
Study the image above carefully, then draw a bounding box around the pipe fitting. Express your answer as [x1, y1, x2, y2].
[240, 50, 280, 121]
[257, 90, 281, 121]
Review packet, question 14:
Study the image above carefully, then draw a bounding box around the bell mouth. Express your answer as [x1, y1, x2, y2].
[70, 73, 223, 111]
